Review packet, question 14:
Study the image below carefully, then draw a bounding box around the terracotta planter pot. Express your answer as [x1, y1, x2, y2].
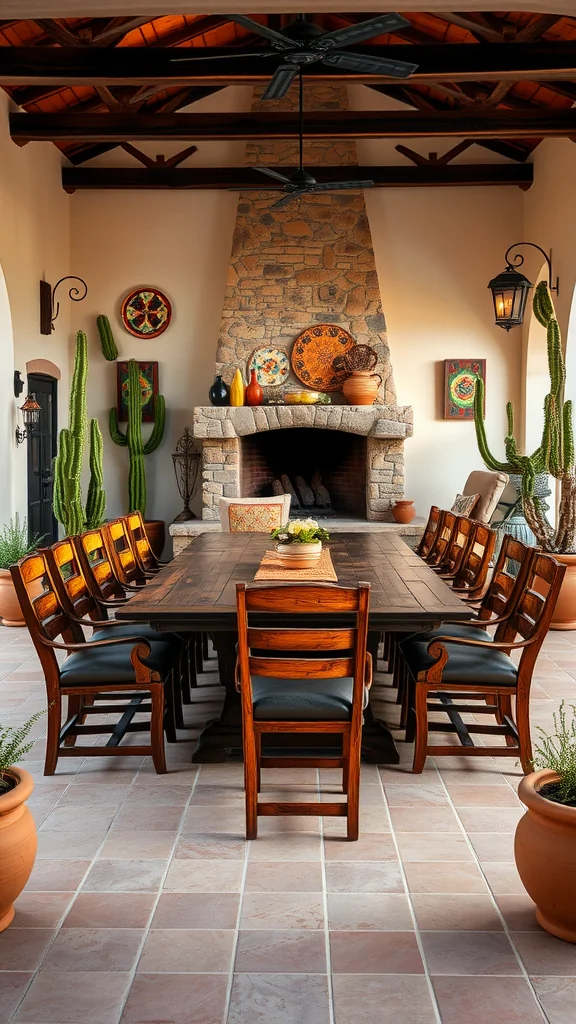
[144, 520, 165, 560]
[515, 769, 576, 942]
[392, 500, 416, 525]
[0, 568, 25, 627]
[276, 541, 322, 570]
[0, 767, 37, 932]
[548, 553, 576, 630]
[342, 371, 382, 406]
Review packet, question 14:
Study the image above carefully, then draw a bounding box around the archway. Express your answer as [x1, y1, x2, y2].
[0, 264, 15, 525]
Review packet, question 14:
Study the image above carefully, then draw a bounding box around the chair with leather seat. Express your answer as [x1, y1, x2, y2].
[10, 551, 179, 775]
[125, 511, 171, 574]
[401, 551, 565, 773]
[236, 581, 371, 841]
[102, 519, 152, 587]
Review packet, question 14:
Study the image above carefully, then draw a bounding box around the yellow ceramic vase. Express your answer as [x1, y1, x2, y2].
[229, 369, 246, 407]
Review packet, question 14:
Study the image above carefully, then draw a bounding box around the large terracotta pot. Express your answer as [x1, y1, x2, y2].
[342, 371, 382, 406]
[515, 769, 576, 942]
[144, 520, 165, 560]
[0, 767, 37, 932]
[548, 552, 576, 629]
[392, 500, 416, 525]
[0, 568, 25, 627]
[276, 541, 322, 570]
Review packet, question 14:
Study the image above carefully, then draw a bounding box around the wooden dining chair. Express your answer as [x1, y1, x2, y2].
[126, 511, 171, 574]
[432, 516, 475, 578]
[10, 551, 180, 774]
[401, 551, 565, 773]
[424, 510, 457, 567]
[102, 519, 152, 587]
[236, 581, 371, 841]
[449, 521, 496, 601]
[416, 506, 441, 559]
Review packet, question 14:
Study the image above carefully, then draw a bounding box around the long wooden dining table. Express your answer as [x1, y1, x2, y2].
[116, 531, 473, 764]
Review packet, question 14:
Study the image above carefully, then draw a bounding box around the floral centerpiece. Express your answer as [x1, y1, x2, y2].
[271, 518, 330, 569]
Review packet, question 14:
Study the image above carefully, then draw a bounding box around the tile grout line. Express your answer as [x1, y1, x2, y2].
[318, 768, 336, 1024]
[221, 779, 250, 1024]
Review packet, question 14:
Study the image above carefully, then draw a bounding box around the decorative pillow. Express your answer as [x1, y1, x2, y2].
[451, 493, 480, 517]
[228, 503, 284, 533]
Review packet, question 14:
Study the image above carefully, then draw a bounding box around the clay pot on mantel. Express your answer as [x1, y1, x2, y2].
[342, 371, 382, 406]
[391, 500, 416, 525]
[0, 766, 37, 932]
[245, 370, 263, 407]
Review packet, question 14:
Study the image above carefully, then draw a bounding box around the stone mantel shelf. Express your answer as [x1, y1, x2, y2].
[193, 404, 413, 440]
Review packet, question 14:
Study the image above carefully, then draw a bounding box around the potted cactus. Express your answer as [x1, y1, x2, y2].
[109, 359, 166, 557]
[475, 282, 576, 627]
[53, 330, 106, 536]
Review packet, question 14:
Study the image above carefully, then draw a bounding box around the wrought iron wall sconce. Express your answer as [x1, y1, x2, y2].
[40, 276, 88, 335]
[488, 242, 559, 331]
[172, 428, 201, 521]
[14, 370, 24, 398]
[15, 393, 41, 446]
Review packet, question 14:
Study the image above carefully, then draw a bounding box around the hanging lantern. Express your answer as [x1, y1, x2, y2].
[16, 393, 41, 445]
[488, 265, 532, 331]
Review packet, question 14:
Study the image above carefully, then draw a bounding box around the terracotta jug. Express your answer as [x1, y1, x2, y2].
[342, 370, 382, 406]
[392, 500, 416, 524]
[229, 368, 246, 408]
[245, 369, 263, 407]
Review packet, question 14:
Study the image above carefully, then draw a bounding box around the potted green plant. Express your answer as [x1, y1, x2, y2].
[271, 518, 330, 569]
[474, 282, 576, 627]
[0, 710, 45, 932]
[515, 702, 576, 942]
[0, 516, 43, 627]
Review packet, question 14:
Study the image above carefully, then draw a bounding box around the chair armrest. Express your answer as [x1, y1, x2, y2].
[427, 634, 538, 653]
[38, 634, 152, 652]
[364, 651, 373, 690]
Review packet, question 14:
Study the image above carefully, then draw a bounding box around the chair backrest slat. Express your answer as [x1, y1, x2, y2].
[247, 627, 356, 651]
[243, 584, 361, 613]
[248, 656, 356, 679]
[417, 506, 441, 559]
[44, 540, 104, 623]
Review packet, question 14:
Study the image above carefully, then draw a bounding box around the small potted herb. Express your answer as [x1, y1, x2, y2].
[515, 702, 576, 942]
[271, 518, 330, 569]
[0, 711, 45, 932]
[0, 515, 43, 627]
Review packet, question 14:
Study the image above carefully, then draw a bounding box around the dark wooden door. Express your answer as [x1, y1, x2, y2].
[27, 373, 58, 544]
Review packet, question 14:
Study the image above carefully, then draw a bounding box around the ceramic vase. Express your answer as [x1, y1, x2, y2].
[245, 370, 264, 407]
[392, 500, 416, 524]
[342, 371, 382, 406]
[208, 374, 230, 407]
[0, 570, 25, 627]
[0, 767, 37, 932]
[229, 369, 246, 408]
[276, 541, 322, 570]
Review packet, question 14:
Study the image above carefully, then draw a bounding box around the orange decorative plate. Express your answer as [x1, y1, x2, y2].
[291, 324, 355, 392]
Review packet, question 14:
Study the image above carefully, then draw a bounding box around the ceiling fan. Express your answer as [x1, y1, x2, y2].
[171, 13, 418, 100]
[244, 70, 374, 209]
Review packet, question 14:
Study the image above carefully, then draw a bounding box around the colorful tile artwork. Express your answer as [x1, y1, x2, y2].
[444, 358, 486, 420]
[116, 361, 158, 423]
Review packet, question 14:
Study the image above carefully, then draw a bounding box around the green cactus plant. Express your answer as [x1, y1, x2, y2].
[474, 281, 576, 553]
[53, 331, 106, 535]
[96, 314, 118, 361]
[109, 359, 165, 520]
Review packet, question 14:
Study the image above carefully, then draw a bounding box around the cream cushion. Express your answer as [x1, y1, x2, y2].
[462, 470, 509, 524]
[218, 495, 291, 532]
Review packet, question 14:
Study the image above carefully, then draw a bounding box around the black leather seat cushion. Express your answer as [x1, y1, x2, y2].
[60, 641, 174, 686]
[400, 623, 494, 646]
[403, 639, 517, 686]
[91, 624, 179, 646]
[251, 675, 356, 721]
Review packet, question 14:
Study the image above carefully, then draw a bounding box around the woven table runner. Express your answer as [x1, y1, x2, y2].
[254, 547, 338, 582]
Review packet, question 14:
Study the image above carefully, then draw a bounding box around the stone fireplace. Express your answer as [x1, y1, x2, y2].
[191, 82, 413, 528]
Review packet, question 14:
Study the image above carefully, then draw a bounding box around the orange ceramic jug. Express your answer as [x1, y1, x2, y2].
[342, 370, 382, 406]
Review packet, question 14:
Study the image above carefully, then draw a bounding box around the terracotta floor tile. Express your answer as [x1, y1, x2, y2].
[433, 976, 545, 1024]
[56, 783, 131, 806]
[396, 832, 475, 862]
[235, 930, 327, 973]
[456, 807, 525, 832]
[190, 784, 244, 805]
[183, 805, 246, 833]
[14, 970, 131, 1023]
[26, 859, 91, 892]
[332, 974, 436, 1024]
[412, 894, 503, 931]
[469, 832, 516, 863]
[323, 834, 397, 860]
[248, 834, 322, 861]
[39, 806, 117, 832]
[164, 859, 244, 893]
[97, 830, 177, 860]
[421, 931, 521, 976]
[0, 972, 33, 1022]
[152, 892, 240, 929]
[532, 977, 576, 1024]
[82, 858, 167, 893]
[447, 784, 521, 807]
[382, 783, 450, 807]
[36, 831, 107, 860]
[440, 768, 509, 787]
[495, 895, 540, 931]
[512, 930, 576, 975]
[110, 805, 184, 831]
[13, 892, 74, 928]
[388, 805, 461, 832]
[481, 863, 529, 895]
[42, 927, 144, 972]
[330, 931, 424, 974]
[245, 861, 323, 893]
[240, 892, 324, 930]
[138, 928, 234, 973]
[175, 832, 247, 859]
[63, 893, 156, 929]
[324, 808, 391, 835]
[121, 972, 229, 1024]
[227, 973, 330, 1024]
[257, 815, 322, 835]
[327, 893, 413, 931]
[325, 861, 404, 894]
[403, 861, 488, 894]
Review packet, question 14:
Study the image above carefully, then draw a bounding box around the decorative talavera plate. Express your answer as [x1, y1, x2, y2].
[248, 346, 290, 387]
[121, 287, 172, 339]
[291, 324, 355, 391]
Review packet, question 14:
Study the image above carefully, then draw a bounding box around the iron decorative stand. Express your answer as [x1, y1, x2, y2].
[172, 428, 201, 522]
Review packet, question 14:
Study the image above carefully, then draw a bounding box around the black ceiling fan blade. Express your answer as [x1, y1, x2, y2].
[314, 13, 411, 50]
[252, 165, 293, 184]
[261, 64, 300, 100]
[170, 51, 268, 62]
[269, 191, 303, 210]
[322, 50, 418, 79]
[308, 180, 375, 192]
[225, 14, 299, 50]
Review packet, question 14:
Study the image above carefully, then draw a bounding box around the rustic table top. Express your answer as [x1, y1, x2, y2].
[116, 532, 473, 633]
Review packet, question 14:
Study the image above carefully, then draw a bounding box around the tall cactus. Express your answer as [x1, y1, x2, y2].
[96, 314, 119, 361]
[109, 359, 165, 520]
[474, 281, 576, 552]
[53, 331, 106, 535]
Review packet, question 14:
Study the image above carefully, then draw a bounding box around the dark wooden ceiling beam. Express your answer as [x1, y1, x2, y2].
[2, 42, 576, 86]
[12, 108, 576, 143]
[61, 162, 534, 192]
